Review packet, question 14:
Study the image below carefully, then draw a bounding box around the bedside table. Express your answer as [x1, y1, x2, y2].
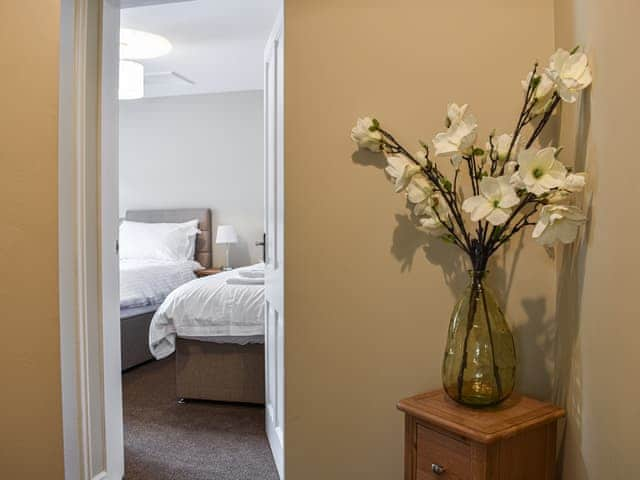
[195, 267, 223, 277]
[398, 390, 565, 479]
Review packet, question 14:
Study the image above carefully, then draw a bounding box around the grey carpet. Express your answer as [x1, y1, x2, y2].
[123, 358, 279, 480]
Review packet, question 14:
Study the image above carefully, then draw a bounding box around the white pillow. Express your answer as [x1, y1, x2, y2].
[119, 220, 200, 262]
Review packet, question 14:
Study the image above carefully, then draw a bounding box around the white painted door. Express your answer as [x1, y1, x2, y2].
[264, 12, 285, 479]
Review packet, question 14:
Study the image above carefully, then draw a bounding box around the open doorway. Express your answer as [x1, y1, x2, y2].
[113, 1, 282, 479]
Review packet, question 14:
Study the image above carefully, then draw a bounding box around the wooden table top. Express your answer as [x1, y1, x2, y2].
[397, 390, 565, 444]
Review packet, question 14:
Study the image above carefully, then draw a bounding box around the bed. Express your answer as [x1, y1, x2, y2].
[120, 208, 212, 371]
[149, 265, 266, 404]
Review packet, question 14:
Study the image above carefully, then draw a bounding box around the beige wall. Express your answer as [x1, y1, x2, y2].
[554, 1, 640, 478]
[284, 1, 557, 478]
[0, 1, 64, 478]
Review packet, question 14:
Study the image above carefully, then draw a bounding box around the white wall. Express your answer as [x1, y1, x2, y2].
[119, 90, 264, 267]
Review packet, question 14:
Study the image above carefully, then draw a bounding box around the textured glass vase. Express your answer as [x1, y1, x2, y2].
[442, 271, 516, 407]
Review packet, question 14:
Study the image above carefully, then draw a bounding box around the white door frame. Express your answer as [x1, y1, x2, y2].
[59, 1, 123, 479]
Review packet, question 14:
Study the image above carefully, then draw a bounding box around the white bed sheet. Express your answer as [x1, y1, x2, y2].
[149, 264, 265, 359]
[119, 259, 200, 311]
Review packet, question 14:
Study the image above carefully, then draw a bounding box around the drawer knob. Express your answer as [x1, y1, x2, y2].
[431, 463, 446, 475]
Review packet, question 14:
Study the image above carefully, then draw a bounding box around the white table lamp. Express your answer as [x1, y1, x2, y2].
[216, 225, 238, 270]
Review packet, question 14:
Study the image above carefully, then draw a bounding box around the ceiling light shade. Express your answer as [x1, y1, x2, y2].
[119, 60, 144, 100]
[120, 28, 172, 60]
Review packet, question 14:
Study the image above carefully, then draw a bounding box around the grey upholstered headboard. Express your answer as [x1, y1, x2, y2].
[124, 208, 212, 268]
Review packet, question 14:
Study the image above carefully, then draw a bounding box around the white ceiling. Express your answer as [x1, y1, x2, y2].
[121, 0, 281, 98]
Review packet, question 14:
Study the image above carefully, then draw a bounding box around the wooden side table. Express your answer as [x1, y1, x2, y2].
[398, 390, 565, 479]
[195, 267, 223, 277]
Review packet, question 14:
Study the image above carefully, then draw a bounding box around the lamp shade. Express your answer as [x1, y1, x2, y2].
[216, 225, 238, 244]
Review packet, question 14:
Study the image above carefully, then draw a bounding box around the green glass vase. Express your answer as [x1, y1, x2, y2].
[442, 271, 516, 407]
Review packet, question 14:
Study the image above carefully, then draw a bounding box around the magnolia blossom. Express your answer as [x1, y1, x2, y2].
[351, 117, 383, 152]
[522, 71, 555, 115]
[546, 172, 586, 202]
[419, 193, 450, 236]
[406, 174, 434, 215]
[462, 176, 520, 226]
[432, 103, 477, 168]
[385, 154, 421, 193]
[420, 216, 446, 235]
[561, 172, 586, 192]
[532, 205, 586, 245]
[516, 147, 567, 196]
[546, 49, 592, 103]
[504, 160, 518, 176]
[412, 147, 429, 167]
[489, 133, 520, 162]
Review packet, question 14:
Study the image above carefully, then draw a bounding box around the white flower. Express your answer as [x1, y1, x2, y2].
[419, 193, 450, 235]
[561, 172, 586, 192]
[385, 154, 421, 193]
[546, 190, 570, 204]
[522, 71, 555, 100]
[509, 171, 526, 190]
[532, 205, 586, 245]
[446, 102, 471, 126]
[420, 216, 447, 235]
[517, 147, 567, 196]
[489, 133, 520, 162]
[351, 117, 383, 152]
[414, 148, 428, 167]
[546, 48, 592, 103]
[546, 172, 586, 202]
[432, 103, 477, 168]
[407, 173, 433, 208]
[522, 71, 556, 115]
[461, 176, 520, 226]
[504, 161, 518, 176]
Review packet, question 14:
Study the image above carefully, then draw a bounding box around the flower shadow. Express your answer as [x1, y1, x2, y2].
[511, 296, 556, 400]
[390, 212, 467, 294]
[351, 149, 387, 170]
[487, 230, 557, 401]
[422, 237, 467, 296]
[390, 213, 429, 273]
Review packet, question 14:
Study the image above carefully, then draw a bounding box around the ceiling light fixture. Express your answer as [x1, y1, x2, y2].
[119, 60, 144, 100]
[120, 28, 172, 60]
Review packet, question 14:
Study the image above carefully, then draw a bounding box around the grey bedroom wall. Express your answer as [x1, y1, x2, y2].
[119, 90, 264, 267]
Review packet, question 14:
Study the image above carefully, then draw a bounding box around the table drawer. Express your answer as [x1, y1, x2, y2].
[416, 425, 471, 479]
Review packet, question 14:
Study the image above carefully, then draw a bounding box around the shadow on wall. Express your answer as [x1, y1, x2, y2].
[552, 93, 592, 479]
[352, 146, 558, 400]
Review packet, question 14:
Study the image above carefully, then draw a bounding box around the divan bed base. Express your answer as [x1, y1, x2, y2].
[121, 312, 155, 371]
[175, 337, 265, 405]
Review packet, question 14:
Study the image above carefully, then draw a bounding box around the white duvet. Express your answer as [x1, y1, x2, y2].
[119, 259, 200, 310]
[149, 264, 265, 359]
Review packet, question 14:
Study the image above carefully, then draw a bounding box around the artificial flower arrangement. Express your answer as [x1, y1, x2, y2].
[351, 48, 592, 406]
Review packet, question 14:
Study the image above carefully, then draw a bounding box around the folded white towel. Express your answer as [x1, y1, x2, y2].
[239, 270, 264, 279]
[226, 277, 264, 286]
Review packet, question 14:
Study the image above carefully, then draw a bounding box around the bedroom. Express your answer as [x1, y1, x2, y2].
[116, 1, 281, 479]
